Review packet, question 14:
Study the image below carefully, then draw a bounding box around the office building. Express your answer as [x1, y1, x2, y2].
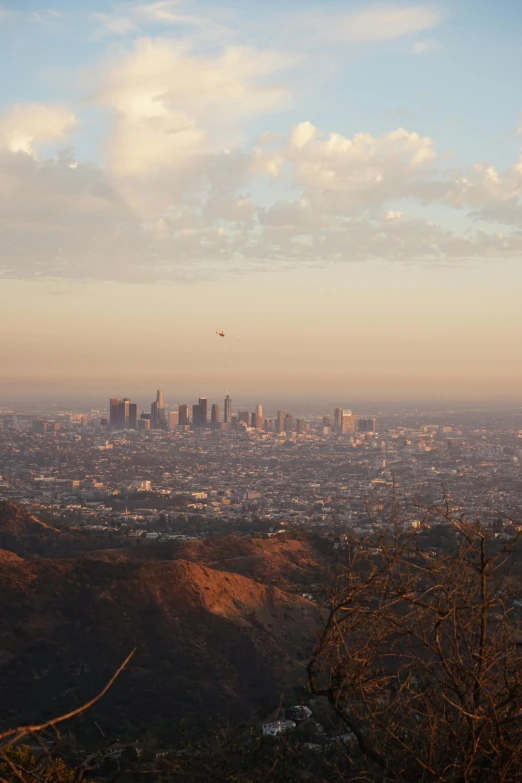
[238, 411, 250, 426]
[211, 404, 221, 426]
[109, 397, 137, 430]
[296, 418, 306, 435]
[284, 413, 293, 434]
[276, 410, 285, 434]
[179, 405, 190, 426]
[334, 408, 343, 435]
[224, 395, 231, 425]
[110, 398, 120, 429]
[358, 417, 377, 432]
[120, 398, 130, 429]
[169, 411, 179, 431]
[341, 412, 357, 434]
[192, 404, 202, 428]
[323, 415, 333, 428]
[151, 389, 167, 430]
[199, 398, 208, 425]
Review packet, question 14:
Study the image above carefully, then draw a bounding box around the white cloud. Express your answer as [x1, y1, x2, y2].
[0, 104, 77, 155]
[2, 113, 522, 283]
[95, 38, 294, 180]
[253, 122, 438, 214]
[303, 3, 443, 43]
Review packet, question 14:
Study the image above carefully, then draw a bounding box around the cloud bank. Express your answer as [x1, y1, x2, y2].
[1, 4, 522, 283]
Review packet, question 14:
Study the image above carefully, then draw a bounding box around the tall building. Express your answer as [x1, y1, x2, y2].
[284, 413, 293, 434]
[334, 408, 343, 435]
[323, 415, 333, 428]
[151, 389, 167, 430]
[358, 417, 377, 433]
[199, 398, 208, 425]
[296, 418, 306, 435]
[341, 412, 357, 434]
[224, 395, 231, 425]
[255, 404, 262, 427]
[179, 404, 190, 426]
[110, 398, 120, 429]
[121, 398, 130, 429]
[276, 410, 285, 434]
[238, 410, 250, 426]
[192, 404, 202, 428]
[169, 411, 179, 430]
[109, 397, 138, 430]
[251, 412, 258, 429]
[211, 404, 220, 426]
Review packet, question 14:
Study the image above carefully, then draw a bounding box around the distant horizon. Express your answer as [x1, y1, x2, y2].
[1, 387, 521, 416]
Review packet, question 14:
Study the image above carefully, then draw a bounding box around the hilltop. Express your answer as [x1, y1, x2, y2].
[0, 500, 60, 536]
[77, 533, 335, 592]
[0, 547, 320, 742]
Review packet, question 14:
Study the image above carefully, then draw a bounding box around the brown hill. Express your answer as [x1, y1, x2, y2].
[0, 500, 60, 536]
[0, 554, 320, 742]
[80, 534, 335, 593]
[0, 548, 23, 564]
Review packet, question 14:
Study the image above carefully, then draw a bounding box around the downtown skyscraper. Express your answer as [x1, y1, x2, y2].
[224, 395, 231, 426]
[151, 389, 167, 430]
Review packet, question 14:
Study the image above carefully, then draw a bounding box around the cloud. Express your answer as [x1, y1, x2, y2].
[0, 104, 77, 155]
[303, 3, 443, 43]
[95, 38, 294, 179]
[253, 123, 438, 214]
[2, 111, 522, 283]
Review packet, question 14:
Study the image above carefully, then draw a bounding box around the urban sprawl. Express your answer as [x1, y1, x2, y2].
[1, 391, 522, 542]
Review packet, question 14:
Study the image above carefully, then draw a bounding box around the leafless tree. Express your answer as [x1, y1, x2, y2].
[308, 502, 522, 782]
[0, 650, 135, 783]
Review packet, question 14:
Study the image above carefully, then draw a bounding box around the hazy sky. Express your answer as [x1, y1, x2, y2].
[1, 0, 522, 402]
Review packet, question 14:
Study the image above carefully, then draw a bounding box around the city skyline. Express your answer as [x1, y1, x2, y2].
[104, 388, 377, 435]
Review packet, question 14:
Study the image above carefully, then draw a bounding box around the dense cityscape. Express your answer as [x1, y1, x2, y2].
[1, 391, 522, 543]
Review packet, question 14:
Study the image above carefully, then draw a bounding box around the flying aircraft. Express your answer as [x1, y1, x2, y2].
[216, 330, 225, 337]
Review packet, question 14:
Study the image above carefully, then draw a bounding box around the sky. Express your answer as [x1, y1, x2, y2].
[1, 0, 522, 405]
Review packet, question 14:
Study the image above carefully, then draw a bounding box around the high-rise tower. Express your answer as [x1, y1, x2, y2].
[109, 398, 120, 429]
[151, 389, 167, 429]
[224, 395, 231, 425]
[199, 398, 208, 425]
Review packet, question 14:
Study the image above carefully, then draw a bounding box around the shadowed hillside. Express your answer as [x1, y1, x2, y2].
[0, 551, 320, 742]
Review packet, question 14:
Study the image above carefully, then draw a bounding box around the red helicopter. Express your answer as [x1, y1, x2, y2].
[216, 330, 225, 338]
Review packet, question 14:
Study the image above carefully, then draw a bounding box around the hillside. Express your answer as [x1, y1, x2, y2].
[79, 534, 336, 593]
[0, 500, 60, 536]
[0, 553, 320, 742]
